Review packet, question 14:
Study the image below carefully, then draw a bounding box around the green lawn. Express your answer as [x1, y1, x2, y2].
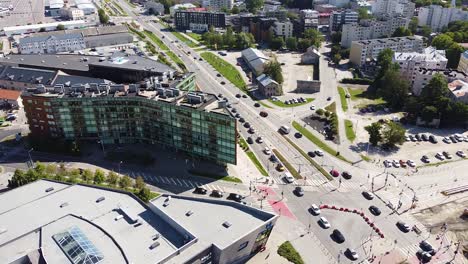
[188, 169, 242, 183]
[187, 32, 203, 42]
[200, 52, 247, 91]
[292, 121, 351, 163]
[143, 30, 187, 71]
[344, 119, 356, 142]
[268, 98, 314, 108]
[360, 154, 372, 162]
[239, 137, 249, 151]
[171, 31, 198, 48]
[277, 241, 305, 264]
[325, 102, 336, 113]
[338, 86, 348, 112]
[259, 101, 273, 109]
[348, 88, 386, 108]
[282, 136, 333, 181]
[272, 149, 302, 179]
[246, 151, 269, 176]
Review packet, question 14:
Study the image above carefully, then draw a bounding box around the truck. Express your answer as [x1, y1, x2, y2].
[279, 125, 290, 134]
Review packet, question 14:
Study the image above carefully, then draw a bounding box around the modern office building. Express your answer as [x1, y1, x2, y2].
[0, 180, 277, 264]
[341, 16, 410, 48]
[19, 33, 86, 54]
[393, 47, 447, 83]
[458, 50, 468, 74]
[372, 0, 415, 18]
[350, 36, 424, 66]
[329, 10, 358, 32]
[417, 5, 468, 31]
[174, 11, 226, 32]
[22, 81, 236, 164]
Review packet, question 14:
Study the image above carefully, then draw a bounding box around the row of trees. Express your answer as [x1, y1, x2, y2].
[263, 58, 284, 84]
[431, 33, 465, 68]
[365, 121, 406, 148]
[202, 27, 256, 50]
[329, 32, 350, 64]
[269, 29, 324, 51]
[442, 21, 468, 43]
[8, 162, 154, 202]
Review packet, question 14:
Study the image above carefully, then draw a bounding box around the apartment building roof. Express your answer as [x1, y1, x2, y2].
[19, 33, 84, 45]
[394, 47, 447, 63]
[32, 25, 128, 38]
[0, 66, 57, 85]
[416, 68, 468, 79]
[355, 36, 423, 46]
[448, 79, 468, 99]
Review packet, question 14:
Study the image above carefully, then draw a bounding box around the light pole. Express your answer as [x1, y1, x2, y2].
[97, 139, 105, 153]
[27, 148, 34, 168]
[118, 161, 123, 175]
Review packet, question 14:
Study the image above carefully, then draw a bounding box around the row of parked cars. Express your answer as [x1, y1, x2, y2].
[193, 187, 245, 202]
[406, 133, 438, 143]
[272, 97, 308, 105]
[383, 159, 416, 168]
[442, 134, 468, 144]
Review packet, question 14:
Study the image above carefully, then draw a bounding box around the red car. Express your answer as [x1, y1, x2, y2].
[330, 170, 339, 177]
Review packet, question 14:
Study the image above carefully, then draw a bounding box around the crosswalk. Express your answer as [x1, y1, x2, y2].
[269, 173, 363, 190]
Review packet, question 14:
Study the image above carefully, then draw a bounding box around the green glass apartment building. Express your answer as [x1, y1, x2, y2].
[24, 89, 237, 164]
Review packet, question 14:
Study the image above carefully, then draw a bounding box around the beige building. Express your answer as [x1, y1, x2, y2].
[350, 36, 423, 66]
[448, 79, 468, 104]
[393, 47, 447, 84]
[272, 20, 293, 38]
[257, 74, 281, 97]
[458, 51, 468, 74]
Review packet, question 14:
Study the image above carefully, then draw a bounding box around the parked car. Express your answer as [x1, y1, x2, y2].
[415, 134, 421, 141]
[256, 136, 263, 143]
[264, 147, 271, 155]
[396, 221, 411, 233]
[259, 111, 268, 117]
[247, 137, 253, 144]
[270, 154, 278, 162]
[239, 117, 245, 123]
[416, 250, 432, 263]
[443, 137, 451, 144]
[362, 191, 374, 200]
[283, 172, 294, 183]
[227, 193, 243, 202]
[332, 229, 345, 243]
[276, 163, 285, 171]
[318, 217, 331, 229]
[217, 73, 221, 77]
[294, 186, 304, 196]
[242, 94, 247, 98]
[235, 94, 241, 98]
[456, 150, 466, 158]
[330, 169, 339, 177]
[429, 135, 438, 143]
[419, 240, 436, 256]
[407, 160, 416, 167]
[307, 151, 316, 157]
[315, 150, 324, 156]
[369, 205, 381, 216]
[345, 248, 359, 261]
[309, 204, 320, 215]
[422, 155, 431, 163]
[254, 103, 261, 107]
[294, 132, 303, 138]
[392, 160, 400, 168]
[442, 151, 452, 159]
[421, 134, 428, 141]
[341, 171, 352, 179]
[220, 81, 226, 85]
[194, 187, 208, 194]
[211, 190, 223, 197]
[449, 135, 457, 143]
[310, 105, 316, 110]
[399, 160, 407, 168]
[383, 160, 392, 168]
[327, 97, 332, 101]
[435, 152, 445, 160]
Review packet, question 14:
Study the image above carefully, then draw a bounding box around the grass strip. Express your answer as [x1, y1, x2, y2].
[171, 31, 198, 48]
[112, 1, 128, 16]
[239, 136, 249, 151]
[360, 154, 372, 162]
[187, 32, 203, 42]
[344, 119, 356, 142]
[143, 30, 186, 71]
[246, 151, 268, 176]
[282, 136, 333, 181]
[125, 0, 136, 8]
[200, 52, 247, 91]
[292, 121, 351, 164]
[272, 149, 302, 179]
[268, 98, 314, 108]
[188, 169, 242, 183]
[259, 101, 273, 109]
[277, 241, 305, 264]
[338, 86, 348, 112]
[325, 102, 336, 113]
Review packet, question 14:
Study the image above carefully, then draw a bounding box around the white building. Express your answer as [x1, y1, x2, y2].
[393, 47, 447, 84]
[341, 16, 410, 48]
[65, 8, 85, 20]
[329, 10, 358, 32]
[273, 20, 293, 38]
[19, 33, 86, 54]
[241, 48, 270, 75]
[264, 0, 282, 11]
[329, 0, 351, 8]
[350, 36, 424, 66]
[2, 20, 89, 36]
[458, 50, 468, 74]
[170, 3, 197, 16]
[417, 5, 468, 32]
[372, 0, 415, 18]
[204, 0, 234, 11]
[412, 68, 468, 95]
[448, 79, 468, 103]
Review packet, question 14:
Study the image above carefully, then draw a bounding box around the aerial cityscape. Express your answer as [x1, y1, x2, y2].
[0, 0, 466, 263]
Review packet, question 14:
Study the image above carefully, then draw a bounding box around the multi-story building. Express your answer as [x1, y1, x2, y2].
[0, 66, 58, 90]
[329, 0, 351, 8]
[300, 9, 319, 30]
[264, 0, 282, 11]
[19, 33, 85, 54]
[272, 20, 293, 38]
[448, 79, 468, 104]
[372, 0, 415, 19]
[174, 11, 226, 32]
[350, 36, 423, 66]
[329, 10, 358, 32]
[145, 0, 165, 15]
[458, 50, 468, 74]
[257, 74, 281, 97]
[205, 0, 234, 11]
[65, 8, 85, 20]
[340, 16, 410, 48]
[169, 3, 196, 16]
[315, 4, 338, 13]
[412, 68, 468, 95]
[393, 47, 447, 84]
[23, 82, 237, 164]
[417, 5, 468, 31]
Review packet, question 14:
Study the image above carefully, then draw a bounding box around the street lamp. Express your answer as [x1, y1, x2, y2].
[118, 161, 123, 175]
[97, 139, 105, 153]
[27, 148, 34, 168]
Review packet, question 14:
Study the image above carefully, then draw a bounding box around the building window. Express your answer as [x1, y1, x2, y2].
[238, 241, 249, 251]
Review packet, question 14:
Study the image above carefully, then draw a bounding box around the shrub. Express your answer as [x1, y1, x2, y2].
[277, 241, 304, 264]
[341, 78, 373, 85]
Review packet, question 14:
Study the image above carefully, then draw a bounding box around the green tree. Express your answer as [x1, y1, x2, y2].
[421, 26, 432, 38]
[365, 122, 382, 146]
[134, 176, 146, 190]
[332, 53, 341, 65]
[235, 32, 255, 49]
[378, 66, 410, 110]
[136, 187, 152, 202]
[316, 108, 324, 116]
[431, 33, 454, 49]
[56, 24, 65, 30]
[376, 48, 394, 76]
[270, 37, 285, 50]
[303, 29, 324, 48]
[98, 8, 109, 24]
[231, 6, 240, 14]
[119, 175, 132, 189]
[81, 169, 93, 183]
[446, 43, 464, 68]
[93, 169, 106, 184]
[358, 8, 372, 20]
[392, 27, 412, 37]
[223, 27, 236, 49]
[420, 74, 448, 102]
[297, 38, 312, 52]
[330, 31, 341, 44]
[263, 60, 284, 84]
[45, 164, 57, 175]
[245, 0, 264, 13]
[421, 106, 439, 123]
[8, 169, 26, 188]
[409, 17, 418, 34]
[381, 121, 406, 147]
[285, 37, 297, 50]
[107, 171, 119, 186]
[68, 168, 80, 184]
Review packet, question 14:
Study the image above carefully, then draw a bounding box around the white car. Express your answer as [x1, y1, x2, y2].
[456, 150, 466, 158]
[443, 137, 451, 144]
[283, 173, 294, 183]
[435, 152, 445, 160]
[315, 150, 324, 156]
[407, 160, 416, 167]
[392, 160, 400, 168]
[264, 147, 271, 155]
[319, 217, 331, 229]
[383, 160, 392, 168]
[310, 204, 321, 215]
[256, 136, 264, 143]
[346, 248, 359, 261]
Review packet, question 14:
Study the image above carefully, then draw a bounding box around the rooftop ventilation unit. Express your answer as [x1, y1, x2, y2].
[152, 234, 160, 241]
[110, 84, 125, 93]
[149, 242, 160, 250]
[186, 210, 194, 216]
[96, 197, 105, 203]
[45, 187, 54, 192]
[222, 221, 232, 228]
[169, 88, 180, 97]
[156, 87, 166, 96]
[187, 93, 203, 104]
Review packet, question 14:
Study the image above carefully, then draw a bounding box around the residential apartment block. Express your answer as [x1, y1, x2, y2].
[417, 5, 468, 31]
[350, 36, 424, 66]
[412, 68, 468, 95]
[329, 10, 358, 32]
[341, 16, 410, 48]
[272, 20, 293, 38]
[393, 47, 447, 84]
[372, 0, 415, 18]
[23, 84, 237, 164]
[19, 33, 85, 54]
[458, 50, 468, 74]
[174, 11, 226, 31]
[205, 0, 234, 11]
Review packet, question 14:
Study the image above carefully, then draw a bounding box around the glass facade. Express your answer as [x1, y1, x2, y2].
[50, 96, 237, 164]
[53, 226, 104, 264]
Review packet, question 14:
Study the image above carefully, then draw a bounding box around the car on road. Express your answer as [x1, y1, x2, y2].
[442, 137, 451, 144]
[239, 117, 245, 123]
[407, 160, 416, 167]
[416, 250, 432, 263]
[383, 160, 392, 167]
[294, 132, 303, 138]
[315, 150, 324, 156]
[310, 105, 316, 110]
[231, 108, 237, 113]
[362, 191, 374, 200]
[341, 171, 352, 179]
[422, 155, 431, 163]
[456, 150, 466, 158]
[235, 94, 241, 98]
[345, 248, 359, 261]
[276, 163, 285, 172]
[330, 169, 339, 177]
[442, 151, 452, 159]
[259, 111, 268, 117]
[242, 94, 247, 98]
[194, 187, 208, 194]
[392, 160, 400, 168]
[419, 241, 436, 256]
[270, 154, 278, 162]
[307, 151, 316, 157]
[235, 113, 240, 118]
[254, 103, 260, 107]
[327, 96, 332, 101]
[294, 186, 304, 196]
[396, 221, 411, 233]
[247, 137, 253, 144]
[283, 172, 294, 183]
[369, 205, 381, 216]
[309, 204, 320, 215]
[217, 73, 221, 77]
[248, 127, 256, 134]
[220, 81, 226, 85]
[318, 217, 330, 228]
[264, 147, 271, 155]
[332, 229, 345, 243]
[211, 190, 223, 197]
[256, 136, 263, 143]
[435, 152, 445, 160]
[227, 193, 243, 202]
[449, 135, 457, 143]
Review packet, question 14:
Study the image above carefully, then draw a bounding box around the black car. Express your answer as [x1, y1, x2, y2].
[227, 193, 243, 202]
[217, 73, 221, 77]
[396, 221, 411, 233]
[294, 132, 303, 138]
[236, 94, 241, 98]
[235, 113, 240, 118]
[194, 187, 208, 194]
[307, 151, 316, 157]
[254, 103, 260, 107]
[419, 241, 436, 255]
[231, 108, 237, 113]
[244, 122, 251, 128]
[239, 117, 245, 123]
[332, 229, 345, 243]
[270, 154, 278, 162]
[362, 191, 374, 200]
[429, 135, 438, 143]
[221, 81, 226, 85]
[416, 250, 432, 263]
[247, 137, 254, 144]
[369, 205, 381, 216]
[327, 96, 332, 101]
[421, 134, 428, 141]
[449, 135, 457, 143]
[242, 94, 248, 98]
[415, 134, 421, 141]
[211, 190, 223, 197]
[341, 171, 352, 179]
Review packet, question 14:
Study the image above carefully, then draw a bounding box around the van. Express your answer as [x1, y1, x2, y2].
[279, 125, 290, 134]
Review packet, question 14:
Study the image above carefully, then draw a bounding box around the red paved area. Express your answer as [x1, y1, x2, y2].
[255, 186, 296, 220]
